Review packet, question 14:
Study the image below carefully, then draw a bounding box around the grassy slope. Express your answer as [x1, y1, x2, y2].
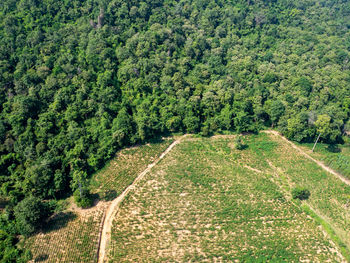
[297, 141, 350, 180]
[255, 133, 350, 258]
[109, 135, 344, 262]
[26, 138, 174, 263]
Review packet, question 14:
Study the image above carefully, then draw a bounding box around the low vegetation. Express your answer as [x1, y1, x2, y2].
[26, 210, 103, 263]
[108, 135, 345, 261]
[234, 135, 246, 150]
[90, 138, 174, 196]
[260, 133, 350, 259]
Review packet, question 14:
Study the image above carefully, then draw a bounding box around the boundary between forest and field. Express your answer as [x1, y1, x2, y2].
[263, 130, 350, 186]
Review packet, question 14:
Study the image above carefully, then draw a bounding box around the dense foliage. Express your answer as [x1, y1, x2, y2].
[13, 196, 50, 236]
[0, 212, 31, 262]
[0, 0, 350, 257]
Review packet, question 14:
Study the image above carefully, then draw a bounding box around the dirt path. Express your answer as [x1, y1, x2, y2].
[264, 158, 346, 262]
[263, 130, 350, 186]
[97, 131, 349, 262]
[97, 135, 187, 263]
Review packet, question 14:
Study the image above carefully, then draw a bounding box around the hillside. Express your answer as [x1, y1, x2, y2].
[24, 133, 350, 262]
[25, 138, 174, 262]
[106, 133, 349, 262]
[1, 0, 350, 260]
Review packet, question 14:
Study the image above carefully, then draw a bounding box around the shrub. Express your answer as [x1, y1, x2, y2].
[292, 187, 310, 200]
[234, 135, 246, 150]
[73, 189, 93, 209]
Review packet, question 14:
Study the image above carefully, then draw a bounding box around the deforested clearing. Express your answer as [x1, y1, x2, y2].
[108, 134, 349, 262]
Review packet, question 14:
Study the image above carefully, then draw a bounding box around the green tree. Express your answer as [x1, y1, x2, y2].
[315, 114, 331, 137]
[270, 100, 285, 127]
[312, 114, 331, 151]
[14, 196, 49, 236]
[0, 214, 32, 262]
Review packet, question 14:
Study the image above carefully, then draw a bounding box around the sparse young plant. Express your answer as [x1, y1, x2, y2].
[109, 136, 341, 262]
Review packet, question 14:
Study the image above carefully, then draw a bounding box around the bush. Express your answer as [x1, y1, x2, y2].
[73, 189, 93, 209]
[14, 196, 50, 236]
[292, 187, 310, 200]
[234, 135, 246, 150]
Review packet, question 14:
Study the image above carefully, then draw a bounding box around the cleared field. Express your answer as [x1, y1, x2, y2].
[27, 209, 104, 263]
[108, 135, 345, 262]
[26, 138, 174, 263]
[261, 133, 350, 258]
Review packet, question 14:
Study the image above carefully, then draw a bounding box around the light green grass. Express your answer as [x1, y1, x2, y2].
[109, 135, 344, 262]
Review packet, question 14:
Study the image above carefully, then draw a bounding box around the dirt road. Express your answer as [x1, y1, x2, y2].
[263, 130, 350, 186]
[97, 135, 187, 263]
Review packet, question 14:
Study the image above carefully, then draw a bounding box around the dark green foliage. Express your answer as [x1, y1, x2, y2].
[73, 189, 93, 209]
[0, 214, 32, 262]
[0, 0, 349, 255]
[1, 0, 348, 202]
[270, 100, 285, 126]
[234, 135, 246, 150]
[14, 196, 50, 236]
[292, 187, 311, 200]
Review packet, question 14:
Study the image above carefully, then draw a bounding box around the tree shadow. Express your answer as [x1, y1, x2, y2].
[0, 197, 8, 209]
[42, 211, 77, 233]
[240, 144, 249, 150]
[34, 254, 49, 262]
[99, 190, 118, 201]
[146, 135, 166, 144]
[327, 144, 341, 153]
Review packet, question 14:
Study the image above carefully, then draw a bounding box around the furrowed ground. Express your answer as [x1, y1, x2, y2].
[262, 132, 350, 258]
[108, 134, 347, 262]
[26, 138, 174, 263]
[90, 138, 175, 198]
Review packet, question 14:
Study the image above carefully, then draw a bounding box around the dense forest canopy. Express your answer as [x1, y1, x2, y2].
[0, 0, 350, 260]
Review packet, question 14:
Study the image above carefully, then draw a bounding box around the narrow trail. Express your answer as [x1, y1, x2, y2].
[97, 135, 187, 263]
[263, 130, 350, 186]
[264, 158, 346, 262]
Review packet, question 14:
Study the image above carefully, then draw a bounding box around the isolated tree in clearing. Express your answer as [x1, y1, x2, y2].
[234, 135, 246, 150]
